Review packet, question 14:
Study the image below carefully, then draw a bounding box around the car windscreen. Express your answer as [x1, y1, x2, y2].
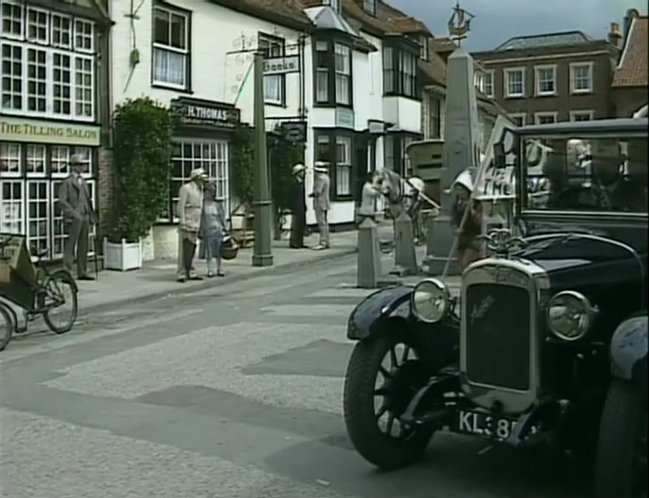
[522, 134, 648, 214]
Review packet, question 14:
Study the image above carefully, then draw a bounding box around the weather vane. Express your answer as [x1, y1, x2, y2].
[448, 1, 475, 46]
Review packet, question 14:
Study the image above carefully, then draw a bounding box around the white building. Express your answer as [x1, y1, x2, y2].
[108, 0, 456, 259]
[109, 0, 311, 257]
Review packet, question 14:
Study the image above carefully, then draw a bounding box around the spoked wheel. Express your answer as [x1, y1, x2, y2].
[344, 330, 434, 470]
[42, 270, 78, 334]
[594, 380, 648, 498]
[0, 305, 13, 352]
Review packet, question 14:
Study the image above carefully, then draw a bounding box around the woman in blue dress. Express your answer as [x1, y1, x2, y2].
[199, 181, 227, 277]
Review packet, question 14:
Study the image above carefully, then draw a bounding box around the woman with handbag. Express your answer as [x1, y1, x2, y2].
[199, 181, 227, 277]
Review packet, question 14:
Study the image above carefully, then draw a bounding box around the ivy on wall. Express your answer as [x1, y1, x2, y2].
[230, 123, 255, 214]
[109, 97, 173, 243]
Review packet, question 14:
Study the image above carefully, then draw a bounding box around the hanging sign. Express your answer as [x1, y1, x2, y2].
[263, 55, 300, 75]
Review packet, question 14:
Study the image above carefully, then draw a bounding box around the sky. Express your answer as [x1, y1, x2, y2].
[389, 0, 648, 51]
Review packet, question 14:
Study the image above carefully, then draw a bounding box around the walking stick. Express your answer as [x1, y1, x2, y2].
[93, 224, 99, 280]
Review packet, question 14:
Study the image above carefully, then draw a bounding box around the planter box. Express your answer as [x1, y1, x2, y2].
[103, 238, 143, 271]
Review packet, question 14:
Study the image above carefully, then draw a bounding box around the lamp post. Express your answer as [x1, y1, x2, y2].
[252, 50, 273, 266]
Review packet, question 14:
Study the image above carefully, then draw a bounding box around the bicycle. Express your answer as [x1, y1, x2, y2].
[0, 233, 78, 352]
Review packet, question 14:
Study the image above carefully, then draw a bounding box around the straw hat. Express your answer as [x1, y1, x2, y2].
[69, 153, 85, 165]
[190, 168, 207, 180]
[314, 161, 329, 173]
[292, 164, 306, 175]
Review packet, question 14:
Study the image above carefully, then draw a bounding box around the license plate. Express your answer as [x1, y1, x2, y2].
[456, 410, 521, 441]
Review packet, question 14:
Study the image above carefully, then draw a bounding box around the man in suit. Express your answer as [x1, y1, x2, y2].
[176, 168, 207, 282]
[310, 161, 331, 250]
[289, 164, 307, 249]
[58, 153, 97, 280]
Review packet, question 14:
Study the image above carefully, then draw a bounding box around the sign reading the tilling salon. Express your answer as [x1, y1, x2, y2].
[170, 98, 241, 129]
[0, 117, 101, 146]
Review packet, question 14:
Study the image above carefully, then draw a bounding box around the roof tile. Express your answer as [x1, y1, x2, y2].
[613, 16, 648, 87]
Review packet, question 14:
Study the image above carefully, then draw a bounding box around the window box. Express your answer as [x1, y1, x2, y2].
[152, 3, 191, 91]
[504, 67, 525, 98]
[570, 62, 593, 94]
[313, 38, 352, 107]
[535, 65, 557, 96]
[103, 238, 143, 271]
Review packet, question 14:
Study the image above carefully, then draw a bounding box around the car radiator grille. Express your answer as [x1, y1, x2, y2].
[465, 283, 531, 391]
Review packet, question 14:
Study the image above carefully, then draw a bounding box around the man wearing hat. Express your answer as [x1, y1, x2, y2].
[176, 168, 207, 282]
[309, 161, 331, 249]
[289, 163, 307, 249]
[58, 152, 97, 280]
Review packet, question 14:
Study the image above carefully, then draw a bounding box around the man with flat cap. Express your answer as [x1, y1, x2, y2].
[58, 152, 97, 280]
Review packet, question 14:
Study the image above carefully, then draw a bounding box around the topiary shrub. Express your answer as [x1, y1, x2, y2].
[108, 97, 173, 243]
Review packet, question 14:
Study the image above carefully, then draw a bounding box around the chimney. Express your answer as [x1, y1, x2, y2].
[608, 22, 623, 48]
[623, 8, 640, 39]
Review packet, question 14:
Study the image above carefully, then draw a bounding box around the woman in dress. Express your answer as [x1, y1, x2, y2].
[199, 181, 227, 277]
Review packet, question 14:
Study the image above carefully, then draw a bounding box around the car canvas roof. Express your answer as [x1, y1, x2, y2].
[517, 118, 648, 137]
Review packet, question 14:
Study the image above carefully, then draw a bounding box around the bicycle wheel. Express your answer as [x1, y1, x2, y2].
[43, 270, 78, 334]
[0, 305, 13, 351]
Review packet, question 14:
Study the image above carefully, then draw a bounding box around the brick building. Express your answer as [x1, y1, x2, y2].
[611, 10, 648, 118]
[472, 31, 620, 126]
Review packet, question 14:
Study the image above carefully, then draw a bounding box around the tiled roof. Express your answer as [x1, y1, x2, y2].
[207, 0, 313, 30]
[613, 16, 648, 87]
[494, 31, 593, 51]
[431, 37, 457, 53]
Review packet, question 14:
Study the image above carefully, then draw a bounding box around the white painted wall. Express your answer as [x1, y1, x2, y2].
[109, 0, 302, 122]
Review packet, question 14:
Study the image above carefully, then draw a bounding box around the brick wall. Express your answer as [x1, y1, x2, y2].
[97, 147, 113, 243]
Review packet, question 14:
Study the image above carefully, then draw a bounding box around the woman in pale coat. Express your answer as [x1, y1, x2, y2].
[199, 181, 227, 277]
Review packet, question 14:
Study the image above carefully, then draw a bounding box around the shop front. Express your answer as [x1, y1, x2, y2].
[151, 97, 240, 260]
[0, 116, 101, 260]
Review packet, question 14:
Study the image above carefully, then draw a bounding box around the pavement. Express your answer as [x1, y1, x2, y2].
[0, 253, 589, 498]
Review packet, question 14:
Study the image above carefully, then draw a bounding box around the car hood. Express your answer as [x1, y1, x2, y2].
[515, 234, 646, 337]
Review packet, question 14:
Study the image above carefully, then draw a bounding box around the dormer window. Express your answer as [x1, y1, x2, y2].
[419, 35, 428, 61]
[363, 0, 377, 16]
[323, 0, 340, 13]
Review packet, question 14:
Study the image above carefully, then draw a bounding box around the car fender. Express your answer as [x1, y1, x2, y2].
[347, 286, 413, 340]
[610, 313, 648, 384]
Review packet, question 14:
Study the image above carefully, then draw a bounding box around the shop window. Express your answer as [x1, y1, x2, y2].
[166, 139, 230, 222]
[0, 180, 24, 234]
[27, 180, 49, 256]
[0, 5, 96, 120]
[313, 39, 352, 107]
[152, 4, 190, 90]
[314, 130, 353, 199]
[258, 33, 285, 106]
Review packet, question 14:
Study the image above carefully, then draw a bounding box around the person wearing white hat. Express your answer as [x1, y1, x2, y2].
[176, 168, 207, 282]
[289, 163, 307, 248]
[450, 168, 482, 271]
[309, 161, 331, 249]
[58, 152, 98, 280]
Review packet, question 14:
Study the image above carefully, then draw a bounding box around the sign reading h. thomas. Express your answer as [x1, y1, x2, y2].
[171, 98, 241, 129]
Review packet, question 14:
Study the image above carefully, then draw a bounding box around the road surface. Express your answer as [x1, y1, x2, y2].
[0, 255, 590, 498]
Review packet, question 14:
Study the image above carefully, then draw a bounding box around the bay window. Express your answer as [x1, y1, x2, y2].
[383, 41, 419, 99]
[152, 4, 190, 90]
[314, 130, 354, 199]
[313, 38, 353, 107]
[0, 3, 96, 120]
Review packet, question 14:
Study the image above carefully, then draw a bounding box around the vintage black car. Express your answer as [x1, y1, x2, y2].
[343, 118, 648, 498]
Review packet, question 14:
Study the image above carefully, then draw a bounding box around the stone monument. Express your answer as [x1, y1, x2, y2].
[421, 1, 481, 276]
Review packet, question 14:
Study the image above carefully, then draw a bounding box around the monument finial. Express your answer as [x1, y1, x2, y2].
[448, 1, 475, 47]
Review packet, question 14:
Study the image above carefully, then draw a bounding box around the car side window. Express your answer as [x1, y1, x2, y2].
[524, 136, 648, 214]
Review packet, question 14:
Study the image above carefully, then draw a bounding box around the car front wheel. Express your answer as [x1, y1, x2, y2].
[594, 379, 647, 498]
[343, 329, 434, 470]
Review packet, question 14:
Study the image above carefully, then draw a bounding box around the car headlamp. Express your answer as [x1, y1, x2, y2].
[411, 278, 450, 323]
[547, 290, 595, 341]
